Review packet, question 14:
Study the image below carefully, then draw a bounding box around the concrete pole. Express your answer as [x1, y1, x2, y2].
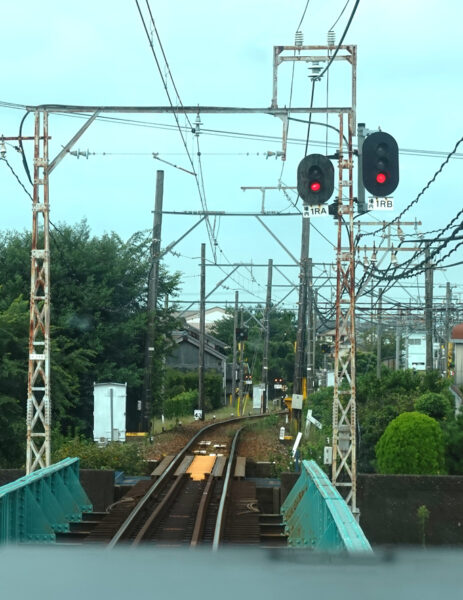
[262, 259, 273, 413]
[199, 243, 206, 420]
[445, 282, 452, 377]
[376, 288, 383, 379]
[425, 244, 434, 370]
[293, 216, 310, 395]
[232, 291, 238, 408]
[238, 310, 245, 415]
[306, 259, 314, 394]
[395, 311, 401, 370]
[142, 170, 164, 431]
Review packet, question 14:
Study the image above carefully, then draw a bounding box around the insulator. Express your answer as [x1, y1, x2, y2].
[295, 30, 303, 47]
[310, 61, 322, 76]
[0, 140, 6, 158]
[327, 30, 335, 47]
[194, 113, 202, 137]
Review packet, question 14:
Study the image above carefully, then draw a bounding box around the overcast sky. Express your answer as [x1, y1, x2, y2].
[1, 1, 462, 316]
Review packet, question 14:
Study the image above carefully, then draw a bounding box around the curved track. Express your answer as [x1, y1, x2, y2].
[82, 413, 286, 548]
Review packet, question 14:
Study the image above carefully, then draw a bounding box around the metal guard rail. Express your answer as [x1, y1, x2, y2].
[281, 460, 372, 554]
[0, 457, 92, 544]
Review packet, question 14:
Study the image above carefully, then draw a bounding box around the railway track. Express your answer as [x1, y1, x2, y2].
[79, 414, 287, 548]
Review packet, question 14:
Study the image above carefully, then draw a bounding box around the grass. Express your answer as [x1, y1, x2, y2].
[149, 402, 281, 434]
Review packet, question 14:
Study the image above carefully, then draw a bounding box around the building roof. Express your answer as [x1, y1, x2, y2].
[451, 323, 463, 342]
[172, 330, 227, 361]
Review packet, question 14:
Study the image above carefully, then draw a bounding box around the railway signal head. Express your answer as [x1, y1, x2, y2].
[297, 154, 334, 205]
[235, 327, 248, 341]
[362, 131, 399, 197]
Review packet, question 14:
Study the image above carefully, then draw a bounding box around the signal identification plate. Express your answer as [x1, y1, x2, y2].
[303, 204, 329, 218]
[368, 197, 394, 211]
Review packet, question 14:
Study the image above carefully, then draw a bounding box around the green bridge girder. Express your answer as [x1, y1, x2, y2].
[281, 460, 372, 553]
[0, 457, 92, 543]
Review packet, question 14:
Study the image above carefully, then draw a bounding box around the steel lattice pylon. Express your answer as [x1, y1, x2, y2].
[26, 110, 51, 473]
[331, 112, 358, 517]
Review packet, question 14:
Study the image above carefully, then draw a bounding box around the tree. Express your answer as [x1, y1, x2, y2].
[442, 414, 463, 474]
[210, 306, 297, 388]
[375, 411, 445, 474]
[0, 296, 28, 467]
[356, 368, 419, 472]
[0, 221, 181, 464]
[414, 392, 452, 421]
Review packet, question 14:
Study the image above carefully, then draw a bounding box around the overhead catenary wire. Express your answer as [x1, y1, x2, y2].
[317, 0, 360, 80]
[133, 0, 217, 258]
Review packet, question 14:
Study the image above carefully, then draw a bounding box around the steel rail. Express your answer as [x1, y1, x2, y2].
[212, 427, 243, 551]
[107, 413, 279, 549]
[190, 473, 216, 547]
[132, 474, 187, 545]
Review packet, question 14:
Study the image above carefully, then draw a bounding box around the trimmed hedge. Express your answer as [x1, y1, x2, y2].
[163, 390, 198, 419]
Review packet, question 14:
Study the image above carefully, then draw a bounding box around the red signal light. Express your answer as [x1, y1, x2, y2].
[310, 181, 321, 192]
[376, 172, 387, 184]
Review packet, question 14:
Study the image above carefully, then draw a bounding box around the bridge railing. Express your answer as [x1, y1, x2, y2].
[0, 457, 92, 543]
[281, 459, 372, 553]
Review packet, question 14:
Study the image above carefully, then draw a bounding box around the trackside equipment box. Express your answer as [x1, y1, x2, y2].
[93, 382, 127, 444]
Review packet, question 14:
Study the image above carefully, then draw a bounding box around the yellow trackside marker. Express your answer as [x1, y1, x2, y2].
[187, 455, 216, 481]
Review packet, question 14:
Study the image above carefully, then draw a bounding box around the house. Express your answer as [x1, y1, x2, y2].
[181, 306, 228, 333]
[166, 324, 228, 374]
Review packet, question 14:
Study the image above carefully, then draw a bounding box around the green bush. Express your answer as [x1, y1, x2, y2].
[163, 390, 198, 418]
[442, 413, 463, 474]
[164, 368, 223, 414]
[375, 411, 445, 474]
[414, 392, 452, 420]
[52, 437, 146, 474]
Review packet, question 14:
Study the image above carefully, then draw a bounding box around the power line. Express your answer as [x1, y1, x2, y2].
[134, 0, 217, 258]
[329, 0, 351, 31]
[317, 0, 360, 80]
[296, 0, 312, 31]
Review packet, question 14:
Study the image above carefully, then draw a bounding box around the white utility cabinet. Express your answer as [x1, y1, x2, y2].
[93, 382, 127, 444]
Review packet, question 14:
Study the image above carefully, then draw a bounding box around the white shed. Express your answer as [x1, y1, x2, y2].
[93, 382, 127, 444]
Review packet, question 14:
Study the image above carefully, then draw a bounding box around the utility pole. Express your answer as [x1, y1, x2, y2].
[425, 243, 434, 370]
[199, 243, 206, 420]
[238, 309, 245, 415]
[445, 282, 452, 377]
[232, 292, 238, 409]
[376, 288, 383, 379]
[141, 170, 164, 431]
[312, 287, 317, 389]
[293, 216, 310, 397]
[356, 123, 367, 214]
[395, 310, 401, 370]
[262, 259, 273, 413]
[306, 259, 313, 394]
